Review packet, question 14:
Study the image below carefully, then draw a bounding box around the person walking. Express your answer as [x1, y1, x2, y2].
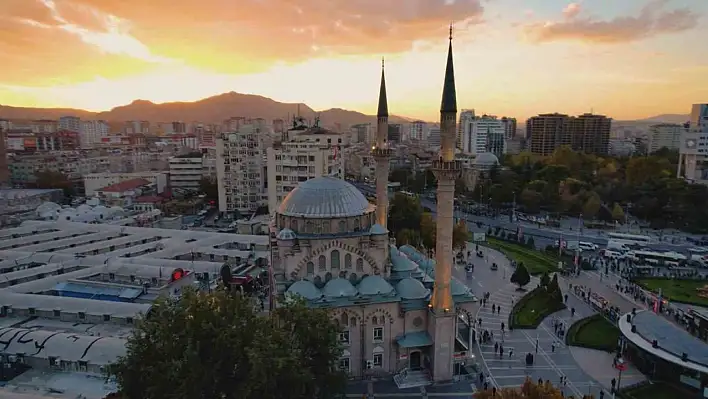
[501, 322, 505, 332]
[494, 342, 499, 354]
[508, 348, 513, 359]
[499, 344, 504, 358]
[551, 342, 556, 353]
[492, 304, 496, 313]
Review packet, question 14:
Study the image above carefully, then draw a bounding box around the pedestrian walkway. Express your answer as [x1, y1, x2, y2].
[472, 247, 620, 398]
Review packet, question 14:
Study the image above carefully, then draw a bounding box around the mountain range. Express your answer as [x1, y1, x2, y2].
[0, 92, 412, 129]
[0, 91, 689, 127]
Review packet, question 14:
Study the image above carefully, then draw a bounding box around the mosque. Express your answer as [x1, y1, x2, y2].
[270, 28, 479, 384]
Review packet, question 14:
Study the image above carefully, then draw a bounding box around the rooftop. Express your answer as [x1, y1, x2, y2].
[98, 178, 152, 193]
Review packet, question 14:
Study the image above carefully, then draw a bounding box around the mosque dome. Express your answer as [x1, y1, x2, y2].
[369, 224, 388, 235]
[286, 280, 322, 300]
[322, 278, 358, 298]
[277, 177, 373, 218]
[276, 228, 297, 240]
[36, 202, 61, 215]
[389, 247, 418, 272]
[474, 152, 499, 167]
[358, 275, 394, 296]
[451, 278, 471, 296]
[395, 278, 429, 300]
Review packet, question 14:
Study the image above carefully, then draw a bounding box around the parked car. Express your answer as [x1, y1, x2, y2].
[476, 251, 484, 258]
[465, 264, 474, 273]
[490, 263, 498, 271]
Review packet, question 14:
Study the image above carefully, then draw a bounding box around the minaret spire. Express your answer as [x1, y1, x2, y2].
[372, 57, 392, 237]
[377, 57, 389, 118]
[440, 23, 457, 114]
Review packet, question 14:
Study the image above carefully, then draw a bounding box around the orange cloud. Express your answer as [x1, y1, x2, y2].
[523, 0, 698, 44]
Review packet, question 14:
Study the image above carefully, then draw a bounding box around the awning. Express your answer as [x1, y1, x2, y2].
[396, 331, 433, 348]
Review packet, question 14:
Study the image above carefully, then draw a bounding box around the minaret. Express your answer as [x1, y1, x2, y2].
[372, 58, 392, 228]
[428, 25, 462, 382]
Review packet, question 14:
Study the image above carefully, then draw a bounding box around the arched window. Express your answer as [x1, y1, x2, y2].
[356, 258, 364, 272]
[291, 219, 298, 231]
[350, 317, 357, 327]
[331, 250, 341, 270]
[338, 220, 346, 232]
[372, 316, 378, 325]
[341, 312, 348, 326]
[345, 253, 352, 269]
[318, 255, 327, 271]
[306, 262, 314, 275]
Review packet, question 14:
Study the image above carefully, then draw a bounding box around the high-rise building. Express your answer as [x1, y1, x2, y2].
[352, 123, 374, 144]
[216, 124, 268, 214]
[460, 114, 506, 157]
[501, 117, 517, 139]
[457, 110, 475, 149]
[266, 126, 344, 213]
[169, 154, 205, 192]
[648, 124, 684, 153]
[59, 116, 81, 133]
[527, 113, 611, 156]
[409, 121, 427, 141]
[387, 124, 402, 144]
[678, 104, 708, 182]
[690, 104, 708, 131]
[81, 120, 109, 148]
[0, 127, 9, 185]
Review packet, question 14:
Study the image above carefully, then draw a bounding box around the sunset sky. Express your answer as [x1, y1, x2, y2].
[1, 0, 706, 120]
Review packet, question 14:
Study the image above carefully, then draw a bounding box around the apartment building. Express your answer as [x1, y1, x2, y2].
[387, 124, 402, 144]
[266, 126, 344, 213]
[59, 116, 81, 133]
[351, 123, 374, 144]
[168, 153, 205, 192]
[501, 117, 517, 139]
[678, 104, 708, 182]
[409, 121, 427, 141]
[459, 114, 506, 157]
[457, 110, 475, 149]
[527, 113, 611, 156]
[81, 120, 109, 148]
[648, 124, 684, 153]
[216, 124, 268, 215]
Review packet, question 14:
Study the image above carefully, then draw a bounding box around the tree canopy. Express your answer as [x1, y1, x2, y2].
[33, 170, 75, 198]
[474, 378, 594, 398]
[109, 289, 347, 399]
[510, 263, 530, 288]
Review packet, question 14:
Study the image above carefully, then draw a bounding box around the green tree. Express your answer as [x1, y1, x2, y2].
[220, 263, 232, 290]
[396, 229, 420, 247]
[611, 203, 625, 222]
[452, 220, 469, 251]
[420, 213, 437, 250]
[388, 193, 423, 236]
[582, 194, 601, 220]
[198, 177, 218, 200]
[34, 170, 75, 198]
[520, 189, 542, 213]
[110, 290, 346, 399]
[526, 236, 535, 248]
[547, 273, 563, 303]
[510, 263, 530, 289]
[539, 272, 550, 288]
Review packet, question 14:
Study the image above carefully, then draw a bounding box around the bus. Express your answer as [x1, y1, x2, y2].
[607, 232, 652, 247]
[625, 250, 686, 267]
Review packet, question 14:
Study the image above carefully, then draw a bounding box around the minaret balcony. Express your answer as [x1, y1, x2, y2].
[371, 147, 393, 159]
[431, 159, 462, 180]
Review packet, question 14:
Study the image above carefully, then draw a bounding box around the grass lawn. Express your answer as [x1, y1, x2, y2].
[510, 287, 566, 329]
[622, 381, 696, 399]
[486, 237, 559, 275]
[566, 314, 619, 352]
[636, 278, 708, 307]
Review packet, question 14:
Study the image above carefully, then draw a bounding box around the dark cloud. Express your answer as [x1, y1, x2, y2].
[523, 0, 699, 44]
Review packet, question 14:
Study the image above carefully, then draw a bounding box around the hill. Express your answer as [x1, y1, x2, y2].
[0, 92, 409, 128]
[637, 114, 690, 124]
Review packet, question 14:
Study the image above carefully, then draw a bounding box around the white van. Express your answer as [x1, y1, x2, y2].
[602, 249, 623, 259]
[578, 242, 599, 251]
[607, 240, 630, 252]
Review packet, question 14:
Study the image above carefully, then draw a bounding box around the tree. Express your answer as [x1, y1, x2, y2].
[510, 263, 530, 289]
[611, 203, 625, 223]
[539, 272, 550, 288]
[474, 377, 594, 398]
[452, 220, 469, 251]
[34, 170, 75, 198]
[519, 189, 542, 213]
[110, 290, 347, 399]
[220, 263, 233, 290]
[547, 273, 563, 303]
[420, 213, 437, 250]
[396, 229, 420, 247]
[582, 194, 601, 220]
[526, 236, 535, 248]
[388, 193, 423, 236]
[198, 177, 218, 200]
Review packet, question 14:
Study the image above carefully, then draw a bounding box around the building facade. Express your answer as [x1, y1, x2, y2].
[527, 113, 611, 156]
[83, 172, 168, 197]
[216, 124, 268, 215]
[168, 154, 204, 192]
[81, 120, 109, 148]
[648, 124, 684, 153]
[58, 116, 81, 133]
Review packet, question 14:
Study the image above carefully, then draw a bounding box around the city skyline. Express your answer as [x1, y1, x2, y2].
[1, 0, 707, 121]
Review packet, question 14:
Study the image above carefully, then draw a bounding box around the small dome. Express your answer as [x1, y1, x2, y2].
[370, 224, 388, 235]
[358, 275, 394, 296]
[36, 202, 61, 214]
[390, 247, 418, 272]
[286, 280, 322, 300]
[451, 278, 471, 296]
[322, 278, 358, 298]
[277, 176, 373, 218]
[395, 278, 429, 300]
[474, 152, 499, 167]
[110, 206, 125, 214]
[94, 205, 108, 213]
[277, 228, 297, 240]
[76, 204, 93, 213]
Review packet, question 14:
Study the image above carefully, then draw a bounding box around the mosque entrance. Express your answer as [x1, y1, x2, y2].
[409, 351, 422, 370]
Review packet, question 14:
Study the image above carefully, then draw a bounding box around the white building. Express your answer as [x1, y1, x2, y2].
[169, 154, 204, 192]
[409, 121, 427, 141]
[457, 110, 475, 149]
[678, 104, 708, 183]
[216, 124, 268, 215]
[648, 124, 683, 153]
[460, 114, 506, 157]
[80, 120, 109, 148]
[266, 126, 344, 213]
[58, 116, 81, 133]
[428, 127, 441, 148]
[84, 172, 168, 196]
